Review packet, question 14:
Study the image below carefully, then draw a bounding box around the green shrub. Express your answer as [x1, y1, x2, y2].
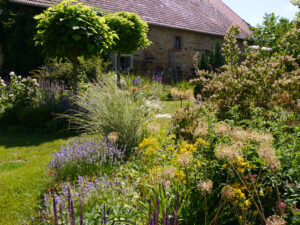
[0, 72, 39, 113]
[35, 56, 108, 89]
[191, 25, 300, 119]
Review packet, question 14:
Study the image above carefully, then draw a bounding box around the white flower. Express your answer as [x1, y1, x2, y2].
[73, 26, 80, 30]
[249, 45, 259, 49]
[32, 79, 37, 82]
[17, 75, 22, 79]
[261, 47, 272, 51]
[9, 94, 14, 98]
[9, 71, 15, 76]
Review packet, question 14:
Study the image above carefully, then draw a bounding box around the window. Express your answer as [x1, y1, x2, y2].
[174, 36, 181, 50]
[114, 54, 133, 72]
[155, 66, 164, 75]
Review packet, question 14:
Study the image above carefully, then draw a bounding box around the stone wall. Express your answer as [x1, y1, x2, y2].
[132, 25, 224, 81]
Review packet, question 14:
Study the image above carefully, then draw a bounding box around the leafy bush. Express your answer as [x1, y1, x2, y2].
[0, 71, 39, 112]
[0, 74, 71, 131]
[35, 56, 109, 89]
[191, 25, 300, 119]
[66, 77, 153, 153]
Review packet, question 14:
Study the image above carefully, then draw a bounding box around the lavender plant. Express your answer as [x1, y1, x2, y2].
[38, 175, 140, 225]
[48, 137, 125, 181]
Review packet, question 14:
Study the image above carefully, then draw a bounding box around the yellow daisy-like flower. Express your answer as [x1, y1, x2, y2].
[244, 199, 251, 208]
[259, 190, 264, 196]
[237, 168, 245, 173]
[166, 146, 175, 151]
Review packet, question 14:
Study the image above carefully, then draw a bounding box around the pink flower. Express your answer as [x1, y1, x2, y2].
[141, 87, 145, 90]
[91, 83, 95, 86]
[132, 88, 137, 92]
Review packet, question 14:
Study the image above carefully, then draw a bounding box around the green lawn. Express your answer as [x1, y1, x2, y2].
[0, 132, 74, 225]
[0, 100, 185, 224]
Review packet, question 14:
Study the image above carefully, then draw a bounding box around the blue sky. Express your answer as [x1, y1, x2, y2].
[222, 0, 299, 26]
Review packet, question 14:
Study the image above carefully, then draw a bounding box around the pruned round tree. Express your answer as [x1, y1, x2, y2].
[105, 12, 151, 86]
[34, 0, 116, 93]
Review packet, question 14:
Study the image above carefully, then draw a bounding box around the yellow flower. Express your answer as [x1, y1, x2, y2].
[162, 154, 166, 159]
[176, 171, 185, 180]
[244, 199, 251, 208]
[166, 146, 175, 151]
[259, 190, 264, 196]
[183, 180, 187, 184]
[195, 138, 209, 146]
[197, 162, 201, 167]
[222, 163, 228, 169]
[237, 168, 245, 173]
[240, 193, 246, 200]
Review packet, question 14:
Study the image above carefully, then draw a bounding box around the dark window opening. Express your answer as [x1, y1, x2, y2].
[155, 66, 164, 75]
[174, 36, 181, 50]
[205, 50, 210, 56]
[120, 56, 131, 72]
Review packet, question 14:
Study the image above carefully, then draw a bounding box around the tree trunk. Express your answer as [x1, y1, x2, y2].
[117, 52, 121, 88]
[72, 48, 78, 95]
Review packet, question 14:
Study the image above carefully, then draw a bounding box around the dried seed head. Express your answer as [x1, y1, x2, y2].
[258, 144, 280, 170]
[222, 185, 235, 201]
[108, 132, 119, 143]
[214, 122, 231, 136]
[162, 166, 176, 180]
[177, 152, 193, 167]
[266, 215, 286, 225]
[215, 142, 243, 162]
[197, 180, 213, 194]
[194, 120, 209, 137]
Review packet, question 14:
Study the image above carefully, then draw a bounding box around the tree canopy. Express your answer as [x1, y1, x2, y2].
[34, 0, 116, 59]
[105, 12, 151, 54]
[34, 0, 116, 93]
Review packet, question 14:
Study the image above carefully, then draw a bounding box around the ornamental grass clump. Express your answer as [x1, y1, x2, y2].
[48, 137, 124, 181]
[66, 77, 152, 153]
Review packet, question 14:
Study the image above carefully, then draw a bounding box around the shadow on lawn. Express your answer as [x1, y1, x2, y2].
[0, 130, 76, 148]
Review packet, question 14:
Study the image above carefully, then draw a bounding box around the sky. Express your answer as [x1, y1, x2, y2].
[222, 0, 299, 26]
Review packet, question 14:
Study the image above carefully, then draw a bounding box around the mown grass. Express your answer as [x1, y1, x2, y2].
[0, 132, 74, 225]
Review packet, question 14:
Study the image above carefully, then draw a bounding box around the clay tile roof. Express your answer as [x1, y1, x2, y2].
[10, 0, 251, 38]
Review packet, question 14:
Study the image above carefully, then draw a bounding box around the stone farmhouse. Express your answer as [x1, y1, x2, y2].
[2, 0, 251, 81]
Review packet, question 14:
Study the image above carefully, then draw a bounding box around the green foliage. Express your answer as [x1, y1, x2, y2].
[0, 72, 39, 113]
[248, 13, 294, 51]
[34, 0, 115, 59]
[222, 25, 241, 69]
[193, 25, 300, 119]
[196, 42, 225, 72]
[0, 72, 71, 131]
[105, 12, 151, 54]
[35, 56, 108, 89]
[0, 1, 45, 76]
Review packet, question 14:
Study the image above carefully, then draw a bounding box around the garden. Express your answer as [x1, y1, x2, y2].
[0, 0, 299, 225]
